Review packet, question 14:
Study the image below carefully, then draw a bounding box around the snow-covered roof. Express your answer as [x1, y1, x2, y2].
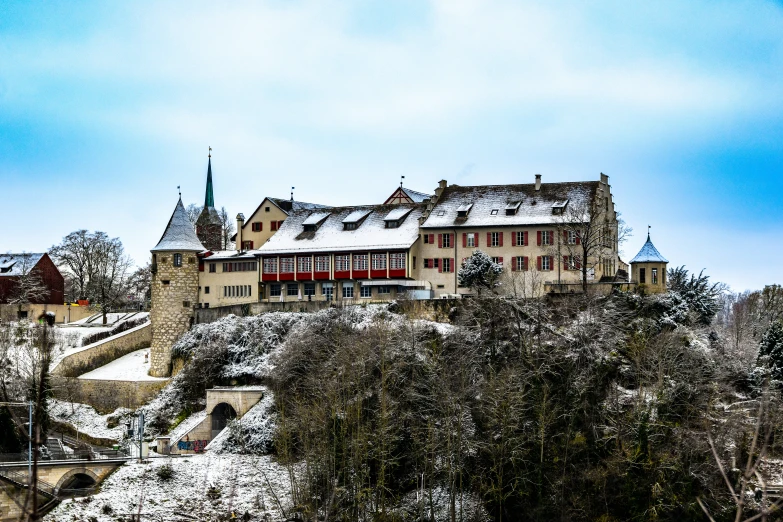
[402, 187, 432, 202]
[203, 250, 257, 261]
[302, 212, 332, 226]
[383, 207, 412, 221]
[268, 197, 331, 212]
[421, 181, 599, 228]
[152, 198, 207, 252]
[630, 235, 668, 264]
[342, 209, 372, 224]
[256, 204, 424, 255]
[0, 253, 45, 277]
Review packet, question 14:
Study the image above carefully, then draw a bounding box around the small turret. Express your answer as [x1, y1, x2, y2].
[630, 229, 668, 293]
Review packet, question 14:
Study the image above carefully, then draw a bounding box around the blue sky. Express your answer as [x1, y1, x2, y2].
[1, 0, 782, 292]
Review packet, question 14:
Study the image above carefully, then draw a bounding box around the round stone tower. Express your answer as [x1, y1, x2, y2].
[629, 230, 669, 294]
[149, 197, 205, 377]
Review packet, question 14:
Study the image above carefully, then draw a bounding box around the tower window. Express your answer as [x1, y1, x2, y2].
[205, 286, 210, 294]
[173, 254, 182, 267]
[183, 301, 191, 308]
[162, 280, 170, 285]
[639, 267, 646, 284]
[652, 268, 658, 285]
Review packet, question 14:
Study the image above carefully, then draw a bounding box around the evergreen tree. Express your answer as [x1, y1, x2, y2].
[457, 250, 503, 295]
[757, 320, 783, 383]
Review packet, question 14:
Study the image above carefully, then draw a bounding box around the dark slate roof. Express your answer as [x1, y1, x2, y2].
[268, 198, 331, 212]
[630, 234, 668, 263]
[420, 181, 599, 228]
[152, 198, 207, 252]
[256, 203, 423, 255]
[0, 253, 45, 277]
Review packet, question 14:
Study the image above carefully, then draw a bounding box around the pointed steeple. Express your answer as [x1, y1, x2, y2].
[152, 197, 206, 252]
[630, 232, 668, 264]
[204, 151, 215, 209]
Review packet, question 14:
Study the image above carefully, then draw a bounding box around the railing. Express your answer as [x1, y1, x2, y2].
[0, 447, 129, 464]
[0, 468, 58, 498]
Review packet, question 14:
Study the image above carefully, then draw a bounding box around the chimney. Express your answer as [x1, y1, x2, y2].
[600, 172, 609, 185]
[236, 213, 245, 251]
[438, 179, 447, 190]
[535, 174, 541, 191]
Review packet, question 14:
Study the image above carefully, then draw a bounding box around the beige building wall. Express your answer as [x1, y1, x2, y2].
[631, 262, 667, 293]
[235, 198, 290, 251]
[198, 256, 259, 308]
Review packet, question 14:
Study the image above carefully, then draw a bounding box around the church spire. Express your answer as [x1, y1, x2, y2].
[204, 147, 215, 209]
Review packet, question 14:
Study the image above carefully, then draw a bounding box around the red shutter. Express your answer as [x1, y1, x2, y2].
[537, 231, 542, 246]
[429, 234, 434, 245]
[512, 232, 517, 247]
[259, 222, 263, 231]
[450, 258, 455, 273]
[576, 257, 582, 269]
[512, 257, 517, 271]
[487, 232, 492, 247]
[498, 257, 503, 265]
[537, 256, 542, 270]
[524, 231, 528, 246]
[564, 230, 569, 242]
[523, 257, 529, 271]
[564, 256, 569, 270]
[462, 233, 467, 248]
[575, 235, 581, 245]
[499, 232, 504, 247]
[438, 234, 443, 248]
[450, 234, 454, 247]
[438, 259, 443, 273]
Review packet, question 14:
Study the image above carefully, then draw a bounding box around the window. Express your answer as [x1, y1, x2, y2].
[652, 268, 658, 285]
[466, 234, 476, 247]
[344, 222, 357, 231]
[515, 231, 525, 246]
[204, 303, 209, 308]
[540, 230, 552, 246]
[360, 286, 372, 298]
[173, 253, 182, 267]
[442, 258, 453, 273]
[491, 232, 500, 247]
[304, 283, 315, 296]
[335, 255, 350, 272]
[205, 286, 210, 294]
[372, 253, 387, 270]
[385, 221, 399, 228]
[322, 282, 333, 296]
[209, 263, 216, 273]
[263, 258, 278, 274]
[315, 256, 330, 272]
[424, 259, 432, 269]
[353, 254, 368, 271]
[567, 231, 577, 245]
[343, 285, 354, 298]
[265, 206, 270, 212]
[183, 301, 190, 308]
[252, 222, 262, 232]
[541, 256, 551, 271]
[441, 233, 452, 248]
[242, 241, 254, 250]
[490, 209, 498, 215]
[377, 286, 390, 294]
[565, 256, 581, 270]
[298, 256, 312, 273]
[271, 221, 278, 231]
[270, 284, 281, 296]
[280, 257, 295, 273]
[491, 257, 503, 266]
[390, 253, 406, 270]
[639, 267, 646, 284]
[162, 280, 170, 285]
[513, 256, 527, 271]
[287, 284, 299, 296]
[423, 233, 434, 244]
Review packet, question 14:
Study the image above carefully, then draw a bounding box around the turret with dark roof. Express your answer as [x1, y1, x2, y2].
[152, 198, 206, 252]
[629, 231, 668, 293]
[630, 232, 668, 264]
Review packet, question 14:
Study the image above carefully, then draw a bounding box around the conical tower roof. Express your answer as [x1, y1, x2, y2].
[630, 232, 668, 264]
[152, 198, 206, 252]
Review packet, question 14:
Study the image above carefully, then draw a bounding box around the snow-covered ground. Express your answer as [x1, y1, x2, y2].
[78, 348, 167, 381]
[49, 399, 127, 441]
[44, 454, 293, 522]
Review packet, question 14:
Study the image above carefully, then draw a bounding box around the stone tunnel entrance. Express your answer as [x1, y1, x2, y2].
[58, 472, 97, 496]
[210, 403, 237, 438]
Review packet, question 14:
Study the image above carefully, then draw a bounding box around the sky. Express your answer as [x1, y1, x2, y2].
[1, 0, 782, 292]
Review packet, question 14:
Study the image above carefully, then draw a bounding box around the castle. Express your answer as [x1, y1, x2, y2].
[148, 155, 668, 376]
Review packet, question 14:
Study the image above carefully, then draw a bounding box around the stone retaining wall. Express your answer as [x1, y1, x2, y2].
[52, 322, 151, 377]
[51, 376, 168, 414]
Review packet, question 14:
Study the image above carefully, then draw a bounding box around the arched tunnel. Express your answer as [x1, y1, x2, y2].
[211, 402, 237, 438]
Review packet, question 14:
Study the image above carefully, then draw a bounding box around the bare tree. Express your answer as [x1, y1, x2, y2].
[555, 196, 631, 292]
[185, 203, 203, 224]
[88, 236, 134, 324]
[127, 263, 152, 310]
[49, 230, 100, 301]
[219, 206, 236, 250]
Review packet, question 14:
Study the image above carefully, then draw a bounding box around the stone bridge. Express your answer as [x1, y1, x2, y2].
[0, 459, 126, 521]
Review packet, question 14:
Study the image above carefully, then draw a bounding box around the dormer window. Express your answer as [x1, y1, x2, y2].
[342, 209, 371, 231]
[302, 211, 331, 232]
[551, 200, 569, 215]
[456, 203, 473, 218]
[383, 207, 412, 229]
[490, 209, 498, 215]
[505, 201, 521, 215]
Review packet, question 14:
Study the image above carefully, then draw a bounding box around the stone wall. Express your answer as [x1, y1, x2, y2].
[52, 322, 151, 377]
[0, 303, 93, 323]
[52, 376, 168, 414]
[0, 480, 50, 522]
[195, 300, 339, 323]
[150, 252, 200, 377]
